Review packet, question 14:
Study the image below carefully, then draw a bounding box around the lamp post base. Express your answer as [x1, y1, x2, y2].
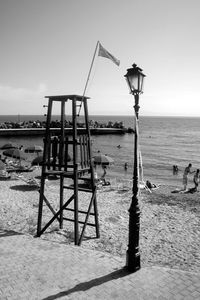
[126, 193, 141, 273]
[126, 249, 141, 272]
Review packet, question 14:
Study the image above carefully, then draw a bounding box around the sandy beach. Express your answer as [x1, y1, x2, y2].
[1, 169, 200, 273]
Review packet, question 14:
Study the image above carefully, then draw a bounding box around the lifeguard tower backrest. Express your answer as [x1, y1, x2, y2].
[47, 134, 91, 172]
[43, 95, 91, 172]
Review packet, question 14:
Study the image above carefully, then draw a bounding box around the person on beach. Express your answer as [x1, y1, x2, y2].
[193, 169, 200, 191]
[183, 163, 194, 190]
[146, 180, 158, 190]
[100, 165, 110, 186]
[94, 171, 98, 183]
[101, 165, 107, 179]
[124, 162, 128, 171]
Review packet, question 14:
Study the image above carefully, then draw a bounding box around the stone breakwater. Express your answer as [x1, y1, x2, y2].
[0, 127, 134, 137]
[0, 119, 134, 136]
[0, 119, 133, 130]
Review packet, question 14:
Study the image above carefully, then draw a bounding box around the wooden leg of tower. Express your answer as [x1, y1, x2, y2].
[37, 177, 46, 237]
[93, 192, 100, 238]
[83, 98, 100, 239]
[74, 179, 79, 245]
[78, 189, 97, 245]
[73, 97, 79, 245]
[60, 175, 64, 229]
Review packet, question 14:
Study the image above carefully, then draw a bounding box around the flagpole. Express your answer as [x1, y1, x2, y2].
[78, 41, 99, 116]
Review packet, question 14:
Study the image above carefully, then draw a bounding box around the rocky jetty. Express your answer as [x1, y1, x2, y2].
[0, 119, 134, 136]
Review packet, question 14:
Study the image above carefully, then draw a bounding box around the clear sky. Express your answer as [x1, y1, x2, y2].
[1, 0, 200, 116]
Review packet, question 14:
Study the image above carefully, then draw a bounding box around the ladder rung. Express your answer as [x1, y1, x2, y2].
[46, 164, 74, 169]
[63, 217, 96, 227]
[63, 185, 93, 193]
[64, 207, 95, 216]
[78, 177, 91, 181]
[61, 172, 74, 178]
[62, 168, 91, 176]
[43, 170, 64, 176]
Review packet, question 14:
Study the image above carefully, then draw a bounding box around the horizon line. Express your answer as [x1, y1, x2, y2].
[1, 113, 200, 118]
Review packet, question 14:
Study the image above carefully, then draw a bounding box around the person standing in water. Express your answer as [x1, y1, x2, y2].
[183, 163, 194, 190]
[193, 169, 200, 191]
[124, 162, 128, 171]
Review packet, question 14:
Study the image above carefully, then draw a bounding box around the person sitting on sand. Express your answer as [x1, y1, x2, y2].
[193, 169, 200, 191]
[145, 180, 158, 190]
[183, 163, 194, 190]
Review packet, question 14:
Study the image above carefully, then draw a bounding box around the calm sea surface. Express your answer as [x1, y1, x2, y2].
[1, 115, 200, 188]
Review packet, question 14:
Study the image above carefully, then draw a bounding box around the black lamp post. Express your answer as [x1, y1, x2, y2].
[124, 63, 146, 272]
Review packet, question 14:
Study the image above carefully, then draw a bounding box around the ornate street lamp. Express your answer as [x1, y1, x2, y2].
[124, 63, 146, 272]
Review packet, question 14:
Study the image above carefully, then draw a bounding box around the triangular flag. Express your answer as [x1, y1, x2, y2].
[98, 42, 120, 66]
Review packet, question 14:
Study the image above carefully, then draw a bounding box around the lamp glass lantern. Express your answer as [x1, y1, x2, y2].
[124, 63, 146, 94]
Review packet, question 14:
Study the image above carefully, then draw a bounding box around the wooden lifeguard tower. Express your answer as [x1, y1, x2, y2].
[36, 94, 99, 245]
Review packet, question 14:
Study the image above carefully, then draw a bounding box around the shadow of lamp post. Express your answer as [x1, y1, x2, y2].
[124, 63, 146, 272]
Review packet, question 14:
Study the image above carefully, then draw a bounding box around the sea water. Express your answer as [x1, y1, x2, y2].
[1, 115, 200, 187]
